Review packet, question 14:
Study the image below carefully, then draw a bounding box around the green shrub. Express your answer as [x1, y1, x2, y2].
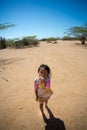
[62, 36, 72, 40]
[0, 38, 6, 49]
[12, 38, 39, 49]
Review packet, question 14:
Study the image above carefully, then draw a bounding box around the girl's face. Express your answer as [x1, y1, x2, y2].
[39, 68, 48, 78]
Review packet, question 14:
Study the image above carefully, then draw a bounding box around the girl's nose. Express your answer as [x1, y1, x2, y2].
[41, 73, 45, 77]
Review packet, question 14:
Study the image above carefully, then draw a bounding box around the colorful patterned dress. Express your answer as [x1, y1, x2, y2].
[34, 77, 53, 102]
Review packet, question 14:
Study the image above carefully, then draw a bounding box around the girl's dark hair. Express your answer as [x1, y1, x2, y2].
[38, 64, 51, 76]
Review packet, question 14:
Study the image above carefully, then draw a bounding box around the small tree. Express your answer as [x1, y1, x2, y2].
[65, 23, 87, 45]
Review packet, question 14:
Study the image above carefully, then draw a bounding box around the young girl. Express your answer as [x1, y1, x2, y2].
[34, 64, 53, 114]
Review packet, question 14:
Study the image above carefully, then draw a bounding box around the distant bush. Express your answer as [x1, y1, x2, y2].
[46, 37, 58, 44]
[40, 38, 47, 41]
[12, 38, 39, 49]
[6, 39, 14, 48]
[40, 37, 58, 42]
[13, 40, 24, 48]
[62, 36, 72, 40]
[0, 37, 39, 49]
[47, 37, 58, 41]
[0, 37, 6, 49]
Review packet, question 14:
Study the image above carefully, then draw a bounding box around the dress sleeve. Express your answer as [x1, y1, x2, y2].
[34, 78, 38, 91]
[46, 77, 51, 89]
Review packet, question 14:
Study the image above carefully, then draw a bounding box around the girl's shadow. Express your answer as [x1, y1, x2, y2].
[42, 106, 66, 130]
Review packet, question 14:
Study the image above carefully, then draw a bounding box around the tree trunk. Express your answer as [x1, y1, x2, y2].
[81, 40, 85, 45]
[80, 35, 85, 45]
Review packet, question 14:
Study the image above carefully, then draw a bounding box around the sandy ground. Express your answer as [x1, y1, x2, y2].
[0, 40, 87, 130]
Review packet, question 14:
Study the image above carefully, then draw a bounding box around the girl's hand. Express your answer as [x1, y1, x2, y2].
[39, 76, 45, 80]
[36, 97, 38, 101]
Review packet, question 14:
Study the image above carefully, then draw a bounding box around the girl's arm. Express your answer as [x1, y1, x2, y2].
[35, 91, 38, 101]
[34, 79, 38, 101]
[46, 77, 50, 89]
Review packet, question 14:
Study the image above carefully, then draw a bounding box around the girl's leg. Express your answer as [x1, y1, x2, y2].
[45, 99, 48, 107]
[39, 103, 44, 114]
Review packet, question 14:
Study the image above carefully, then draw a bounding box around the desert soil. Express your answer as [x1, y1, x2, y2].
[0, 40, 87, 130]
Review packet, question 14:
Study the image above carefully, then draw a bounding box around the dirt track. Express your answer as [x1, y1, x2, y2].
[0, 40, 87, 130]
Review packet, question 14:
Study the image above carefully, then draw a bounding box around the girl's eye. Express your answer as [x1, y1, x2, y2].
[39, 70, 47, 75]
[41, 72, 45, 75]
[40, 72, 46, 75]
